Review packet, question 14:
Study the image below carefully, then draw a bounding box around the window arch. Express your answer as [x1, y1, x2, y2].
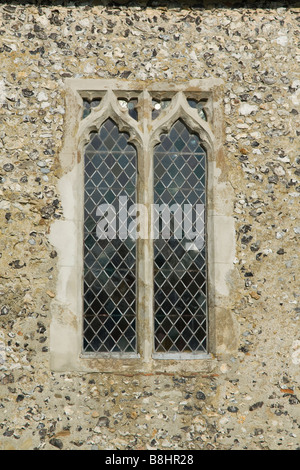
[49, 79, 238, 373]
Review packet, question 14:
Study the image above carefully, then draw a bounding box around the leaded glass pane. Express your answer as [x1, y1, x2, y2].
[83, 118, 137, 354]
[187, 98, 207, 121]
[154, 119, 207, 354]
[82, 97, 101, 119]
[118, 98, 139, 121]
[152, 99, 171, 120]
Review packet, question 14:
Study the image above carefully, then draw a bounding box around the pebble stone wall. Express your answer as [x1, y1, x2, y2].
[0, 0, 299, 450]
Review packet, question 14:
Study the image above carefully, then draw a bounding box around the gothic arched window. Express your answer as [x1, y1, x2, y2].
[50, 79, 237, 372]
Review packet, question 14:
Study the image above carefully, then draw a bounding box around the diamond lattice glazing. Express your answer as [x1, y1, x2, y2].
[83, 118, 137, 353]
[154, 119, 207, 353]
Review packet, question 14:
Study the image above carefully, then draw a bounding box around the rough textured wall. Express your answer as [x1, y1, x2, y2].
[0, 1, 299, 450]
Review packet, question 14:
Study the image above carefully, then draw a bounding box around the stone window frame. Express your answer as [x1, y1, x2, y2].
[49, 79, 238, 373]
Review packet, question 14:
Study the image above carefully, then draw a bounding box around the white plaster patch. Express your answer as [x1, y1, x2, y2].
[291, 88, 300, 106]
[0, 80, 6, 104]
[291, 340, 300, 365]
[0, 330, 6, 365]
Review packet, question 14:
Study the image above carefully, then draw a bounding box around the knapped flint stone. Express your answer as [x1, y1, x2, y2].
[0, 373, 14, 385]
[227, 406, 239, 413]
[22, 88, 34, 97]
[0, 306, 9, 316]
[49, 438, 64, 450]
[3, 163, 14, 172]
[249, 402, 264, 411]
[97, 416, 110, 427]
[41, 205, 55, 219]
[196, 391, 206, 400]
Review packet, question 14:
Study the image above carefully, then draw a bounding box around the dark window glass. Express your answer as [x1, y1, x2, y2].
[83, 118, 137, 353]
[154, 120, 207, 353]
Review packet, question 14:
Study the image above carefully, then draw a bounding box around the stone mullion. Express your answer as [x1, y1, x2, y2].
[136, 90, 154, 363]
